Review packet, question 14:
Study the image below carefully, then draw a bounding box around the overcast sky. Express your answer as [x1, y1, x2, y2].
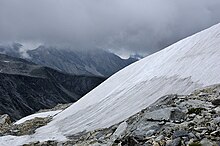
[0, 0, 220, 57]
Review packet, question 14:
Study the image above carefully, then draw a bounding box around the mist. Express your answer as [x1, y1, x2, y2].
[0, 0, 220, 57]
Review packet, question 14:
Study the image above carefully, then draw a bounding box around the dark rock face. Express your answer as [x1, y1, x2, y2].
[0, 54, 105, 120]
[0, 44, 137, 77]
[211, 98, 220, 106]
[27, 47, 137, 77]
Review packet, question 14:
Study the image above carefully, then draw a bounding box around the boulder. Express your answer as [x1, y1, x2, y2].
[170, 109, 186, 123]
[172, 130, 189, 139]
[200, 138, 213, 146]
[211, 98, 220, 106]
[0, 114, 11, 125]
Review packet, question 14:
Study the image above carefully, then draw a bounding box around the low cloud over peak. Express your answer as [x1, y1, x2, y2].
[0, 0, 220, 57]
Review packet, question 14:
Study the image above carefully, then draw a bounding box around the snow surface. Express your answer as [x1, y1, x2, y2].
[1, 23, 220, 145]
[14, 110, 62, 125]
[3, 61, 10, 63]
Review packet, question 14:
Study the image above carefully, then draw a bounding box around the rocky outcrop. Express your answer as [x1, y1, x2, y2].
[0, 103, 71, 137]
[0, 117, 51, 136]
[53, 85, 220, 146]
[0, 114, 11, 127]
[2, 85, 220, 146]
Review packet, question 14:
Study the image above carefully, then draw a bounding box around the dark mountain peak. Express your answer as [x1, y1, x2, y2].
[0, 43, 137, 77]
[27, 46, 137, 77]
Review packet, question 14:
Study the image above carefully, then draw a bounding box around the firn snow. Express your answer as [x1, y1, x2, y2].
[1, 23, 220, 145]
[14, 110, 62, 125]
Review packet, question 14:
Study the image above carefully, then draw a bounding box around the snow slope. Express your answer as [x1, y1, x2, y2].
[40, 23, 220, 135]
[1, 23, 220, 145]
[14, 110, 62, 125]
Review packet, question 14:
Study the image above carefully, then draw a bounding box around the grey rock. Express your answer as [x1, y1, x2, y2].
[211, 98, 220, 106]
[188, 133, 196, 139]
[145, 129, 156, 137]
[200, 138, 213, 146]
[170, 108, 186, 123]
[169, 138, 181, 146]
[188, 113, 196, 118]
[213, 117, 220, 124]
[194, 127, 208, 133]
[144, 107, 176, 121]
[165, 140, 173, 146]
[133, 123, 160, 137]
[0, 114, 11, 125]
[152, 141, 160, 146]
[210, 130, 220, 136]
[195, 132, 201, 138]
[172, 130, 189, 139]
[198, 92, 210, 97]
[214, 107, 220, 113]
[155, 135, 165, 142]
[107, 122, 127, 145]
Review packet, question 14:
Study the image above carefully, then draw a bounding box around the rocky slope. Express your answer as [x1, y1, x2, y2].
[60, 84, 220, 146]
[0, 54, 105, 120]
[1, 84, 220, 146]
[27, 47, 137, 77]
[0, 43, 22, 58]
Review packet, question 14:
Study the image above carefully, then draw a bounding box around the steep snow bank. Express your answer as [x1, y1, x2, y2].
[41, 23, 220, 136]
[1, 23, 220, 145]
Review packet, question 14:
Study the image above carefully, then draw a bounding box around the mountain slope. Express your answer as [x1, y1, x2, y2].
[27, 47, 137, 77]
[0, 45, 137, 77]
[0, 54, 105, 120]
[1, 23, 220, 145]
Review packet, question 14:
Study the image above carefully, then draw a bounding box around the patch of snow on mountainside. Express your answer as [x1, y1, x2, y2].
[14, 110, 62, 125]
[1, 23, 220, 145]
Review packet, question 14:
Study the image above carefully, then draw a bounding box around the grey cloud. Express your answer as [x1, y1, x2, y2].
[0, 0, 220, 57]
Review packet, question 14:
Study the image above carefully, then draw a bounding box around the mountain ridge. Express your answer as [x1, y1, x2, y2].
[0, 54, 105, 120]
[0, 45, 137, 77]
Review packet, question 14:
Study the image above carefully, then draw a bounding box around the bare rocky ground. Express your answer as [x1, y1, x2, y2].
[1, 85, 220, 146]
[0, 103, 71, 136]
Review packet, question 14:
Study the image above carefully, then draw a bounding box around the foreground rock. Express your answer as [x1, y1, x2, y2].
[0, 103, 71, 137]
[57, 85, 220, 146]
[2, 85, 220, 146]
[0, 114, 11, 126]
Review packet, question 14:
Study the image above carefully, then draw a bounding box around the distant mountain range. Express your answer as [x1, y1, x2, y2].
[0, 54, 104, 120]
[0, 43, 138, 120]
[0, 44, 138, 77]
